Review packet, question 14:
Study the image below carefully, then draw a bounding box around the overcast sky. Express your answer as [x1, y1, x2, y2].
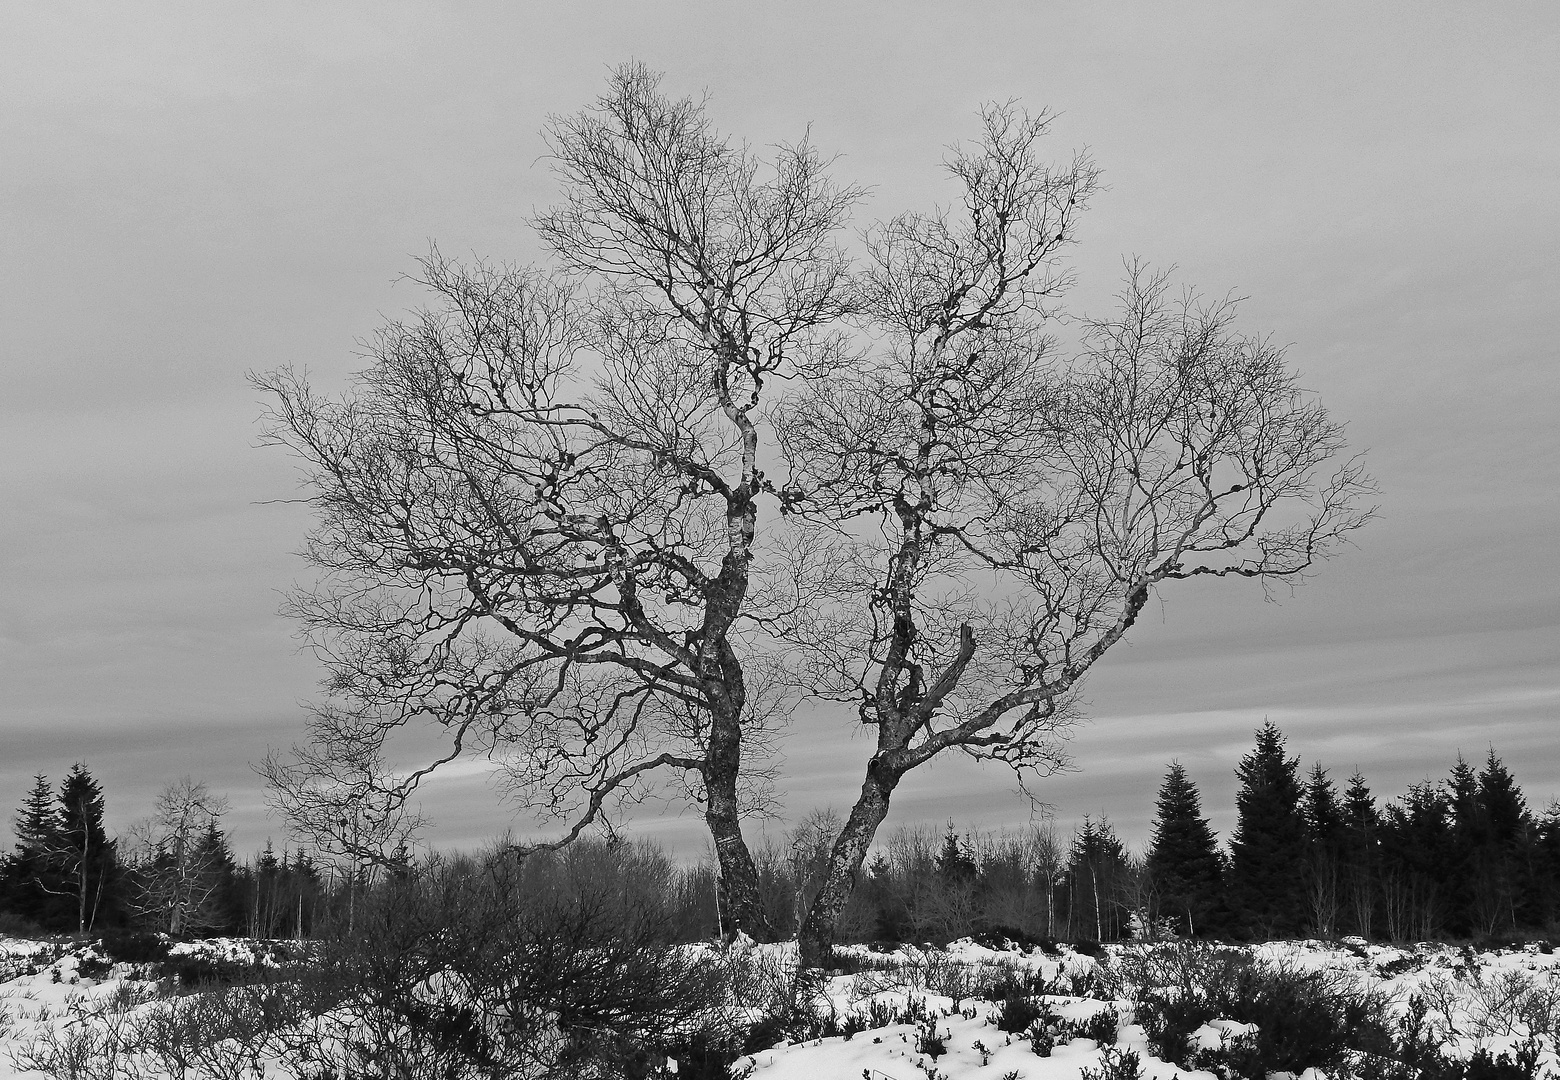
[2, 3, 1556, 860]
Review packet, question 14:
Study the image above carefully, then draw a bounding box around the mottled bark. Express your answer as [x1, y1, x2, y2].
[797, 758, 901, 966]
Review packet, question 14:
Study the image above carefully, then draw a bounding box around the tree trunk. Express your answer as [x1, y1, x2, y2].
[797, 760, 899, 968]
[703, 701, 772, 942]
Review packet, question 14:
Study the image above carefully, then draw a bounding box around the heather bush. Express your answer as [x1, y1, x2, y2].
[994, 993, 1052, 1034]
[1119, 942, 1392, 1077]
[1080, 1045, 1143, 1080]
[96, 929, 170, 966]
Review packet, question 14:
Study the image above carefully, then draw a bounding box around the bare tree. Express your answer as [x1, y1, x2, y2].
[127, 777, 231, 936]
[256, 63, 859, 939]
[776, 158, 1372, 960]
[256, 65, 1372, 960]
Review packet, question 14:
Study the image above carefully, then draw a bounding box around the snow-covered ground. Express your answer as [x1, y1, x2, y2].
[733, 936, 1560, 1079]
[2, 933, 1559, 1078]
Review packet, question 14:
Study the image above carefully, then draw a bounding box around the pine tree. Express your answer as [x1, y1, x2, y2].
[13, 775, 59, 857]
[1478, 749, 1530, 851]
[1537, 800, 1560, 928]
[1442, 753, 1483, 936]
[1304, 764, 1343, 844]
[936, 822, 977, 886]
[1066, 817, 1129, 941]
[1228, 722, 1308, 938]
[54, 764, 120, 932]
[0, 774, 63, 924]
[1340, 770, 1379, 938]
[1475, 749, 1534, 933]
[1146, 763, 1223, 938]
[1302, 763, 1344, 937]
[1379, 781, 1451, 940]
[242, 841, 285, 938]
[1342, 771, 1378, 833]
[192, 822, 243, 936]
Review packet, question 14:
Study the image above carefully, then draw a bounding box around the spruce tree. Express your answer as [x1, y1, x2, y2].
[1475, 749, 1534, 932]
[192, 822, 243, 936]
[1228, 722, 1308, 938]
[1379, 781, 1452, 940]
[1443, 753, 1483, 935]
[1340, 770, 1379, 938]
[1303, 764, 1343, 844]
[1146, 762, 1223, 938]
[1, 774, 63, 923]
[55, 764, 120, 932]
[1302, 763, 1344, 936]
[1478, 749, 1530, 851]
[1342, 771, 1378, 833]
[1067, 817, 1129, 941]
[935, 822, 977, 886]
[1537, 800, 1560, 928]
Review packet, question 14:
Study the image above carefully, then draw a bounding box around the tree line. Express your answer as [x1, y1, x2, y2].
[728, 722, 1560, 949]
[0, 766, 341, 939]
[10, 721, 1550, 947]
[1143, 721, 1560, 943]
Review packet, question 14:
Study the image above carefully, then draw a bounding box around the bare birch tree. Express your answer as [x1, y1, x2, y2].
[127, 777, 230, 936]
[774, 116, 1371, 958]
[256, 64, 1372, 959]
[257, 63, 859, 938]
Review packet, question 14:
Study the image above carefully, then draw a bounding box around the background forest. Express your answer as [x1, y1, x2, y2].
[5, 722, 1558, 950]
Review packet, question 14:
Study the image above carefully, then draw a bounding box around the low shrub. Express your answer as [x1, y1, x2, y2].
[296, 855, 742, 1078]
[162, 951, 273, 990]
[96, 929, 170, 965]
[994, 993, 1052, 1034]
[914, 1016, 946, 1058]
[75, 952, 114, 980]
[974, 963, 1066, 1004]
[970, 925, 1053, 953]
[1080, 1045, 1143, 1080]
[1356, 996, 1548, 1080]
[1028, 1018, 1057, 1056]
[1077, 1004, 1120, 1045]
[1123, 942, 1392, 1077]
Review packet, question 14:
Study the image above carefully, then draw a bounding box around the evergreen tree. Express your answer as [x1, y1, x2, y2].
[193, 822, 243, 936]
[0, 774, 63, 924]
[1536, 800, 1560, 928]
[1378, 781, 1451, 940]
[1065, 817, 1130, 941]
[54, 764, 121, 932]
[1474, 749, 1534, 933]
[935, 822, 977, 886]
[1302, 763, 1344, 937]
[1228, 722, 1308, 938]
[1342, 771, 1378, 833]
[13, 774, 59, 856]
[1478, 749, 1530, 852]
[240, 841, 286, 938]
[1146, 763, 1224, 937]
[1442, 753, 1483, 936]
[1303, 764, 1343, 844]
[1340, 770, 1379, 938]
